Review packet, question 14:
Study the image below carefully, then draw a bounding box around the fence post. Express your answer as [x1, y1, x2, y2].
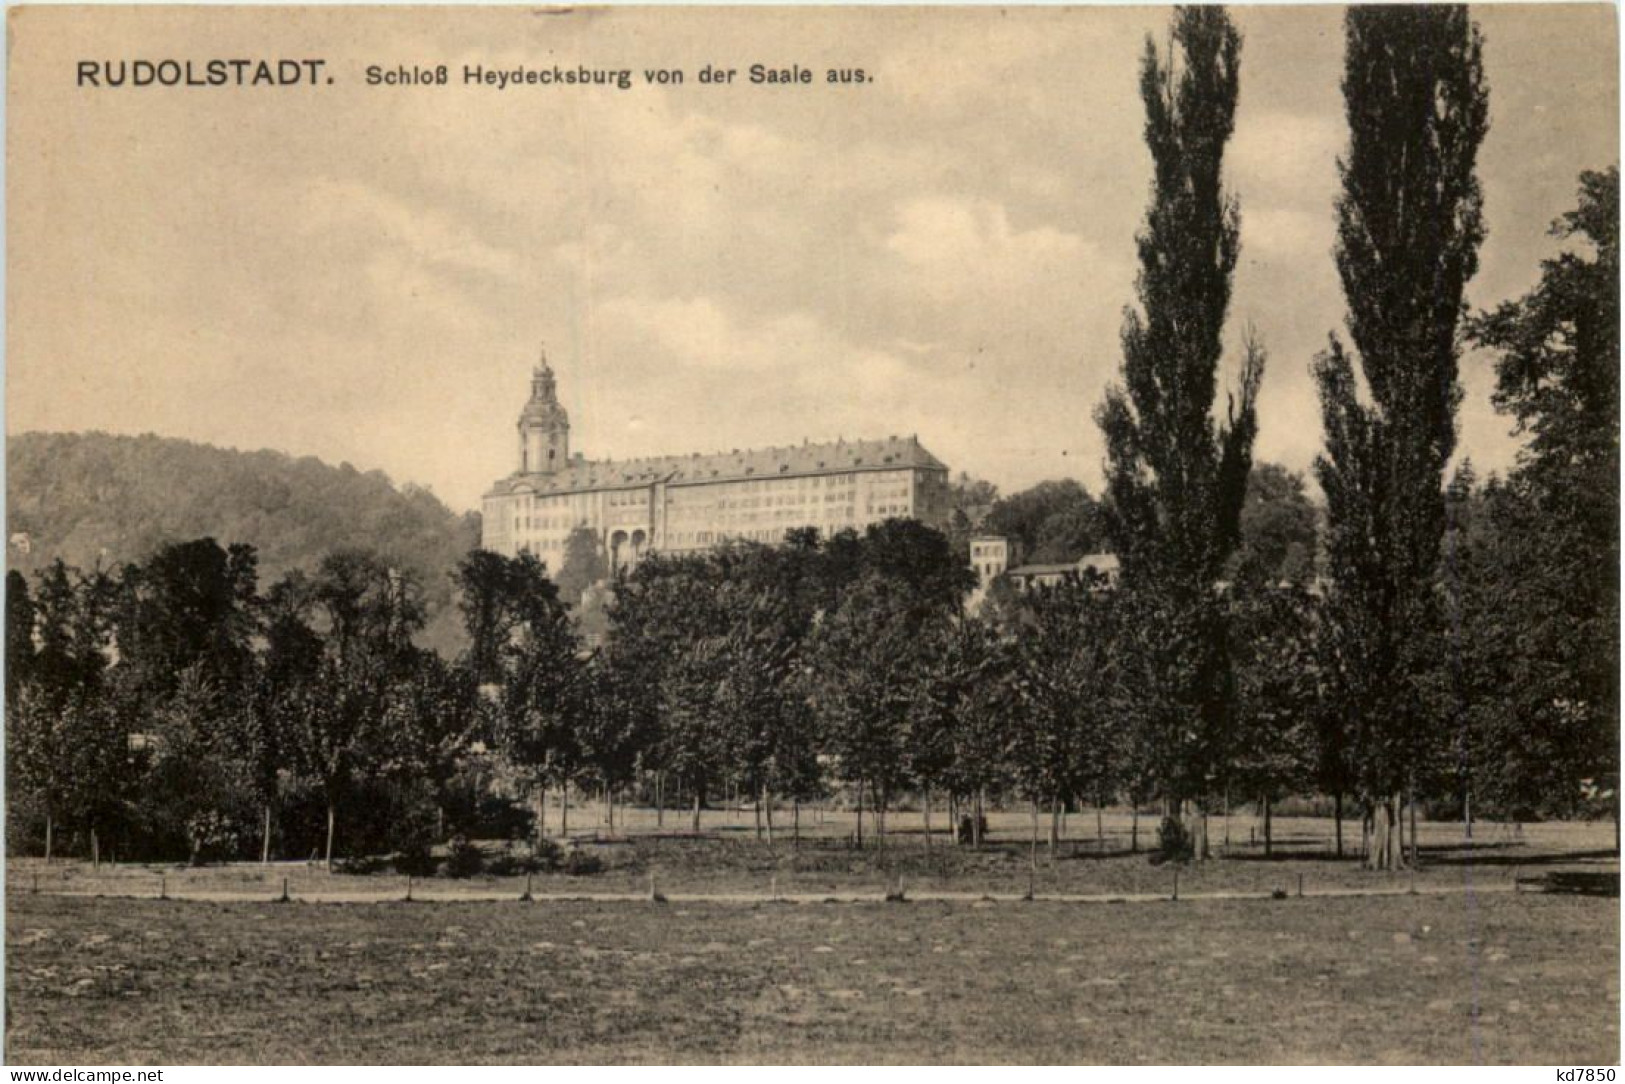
[159, 874, 167, 901]
[1172, 870, 1179, 901]
[280, 876, 290, 903]
[522, 872, 534, 902]
[405, 875, 414, 902]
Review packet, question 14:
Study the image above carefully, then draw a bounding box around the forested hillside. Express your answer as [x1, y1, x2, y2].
[7, 431, 481, 653]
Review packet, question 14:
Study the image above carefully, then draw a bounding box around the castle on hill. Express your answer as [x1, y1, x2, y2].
[481, 351, 952, 574]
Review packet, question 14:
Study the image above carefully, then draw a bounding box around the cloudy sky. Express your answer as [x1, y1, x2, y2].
[8, 5, 1617, 513]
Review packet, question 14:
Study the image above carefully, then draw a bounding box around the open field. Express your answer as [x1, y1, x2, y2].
[6, 888, 1617, 1064]
[11, 812, 1617, 903]
[6, 816, 1620, 1064]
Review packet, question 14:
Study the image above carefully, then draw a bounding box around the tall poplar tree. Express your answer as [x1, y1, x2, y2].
[1312, 5, 1487, 869]
[1096, 5, 1263, 850]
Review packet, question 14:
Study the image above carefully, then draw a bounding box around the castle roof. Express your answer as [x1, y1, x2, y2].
[486, 435, 947, 499]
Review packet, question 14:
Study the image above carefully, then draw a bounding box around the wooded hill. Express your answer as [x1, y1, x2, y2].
[7, 431, 481, 654]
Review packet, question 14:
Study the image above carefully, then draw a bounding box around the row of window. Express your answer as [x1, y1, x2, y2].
[513, 502, 913, 549]
[515, 515, 575, 531]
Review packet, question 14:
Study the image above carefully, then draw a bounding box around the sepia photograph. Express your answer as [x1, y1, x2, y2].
[3, 2, 1620, 1067]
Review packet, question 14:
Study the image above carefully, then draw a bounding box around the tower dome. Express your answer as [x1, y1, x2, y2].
[517, 347, 570, 474]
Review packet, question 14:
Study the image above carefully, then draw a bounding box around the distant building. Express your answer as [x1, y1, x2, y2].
[966, 537, 1119, 612]
[481, 351, 952, 572]
[967, 534, 1018, 608]
[1006, 552, 1121, 591]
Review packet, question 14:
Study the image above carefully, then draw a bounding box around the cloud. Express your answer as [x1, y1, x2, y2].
[1229, 110, 1343, 209]
[1243, 206, 1333, 259]
[10, 5, 1613, 511]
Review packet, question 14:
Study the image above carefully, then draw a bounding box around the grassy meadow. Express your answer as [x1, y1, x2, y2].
[6, 811, 1618, 1064]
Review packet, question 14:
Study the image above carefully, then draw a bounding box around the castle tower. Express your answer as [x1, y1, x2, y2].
[518, 348, 570, 474]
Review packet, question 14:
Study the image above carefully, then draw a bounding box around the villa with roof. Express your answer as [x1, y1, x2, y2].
[481, 353, 952, 574]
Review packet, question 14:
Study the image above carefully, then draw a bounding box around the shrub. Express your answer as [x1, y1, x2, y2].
[394, 843, 436, 878]
[485, 852, 523, 877]
[487, 838, 561, 876]
[562, 849, 604, 876]
[531, 837, 563, 870]
[1151, 816, 1193, 865]
[442, 835, 486, 879]
[955, 813, 988, 845]
[335, 854, 391, 876]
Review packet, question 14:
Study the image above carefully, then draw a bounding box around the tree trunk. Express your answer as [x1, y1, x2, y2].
[1334, 791, 1344, 857]
[1223, 787, 1231, 851]
[1263, 796, 1273, 858]
[436, 805, 445, 844]
[1183, 799, 1209, 861]
[1048, 796, 1060, 857]
[923, 788, 934, 852]
[262, 803, 273, 865]
[325, 802, 337, 873]
[1463, 784, 1471, 841]
[656, 772, 665, 829]
[561, 783, 569, 839]
[692, 789, 702, 833]
[44, 813, 53, 864]
[855, 779, 864, 849]
[1096, 800, 1105, 849]
[948, 792, 960, 846]
[974, 789, 986, 847]
[1029, 798, 1040, 895]
[754, 785, 763, 840]
[1365, 795, 1406, 871]
[764, 784, 774, 846]
[1409, 788, 1419, 867]
[793, 799, 801, 849]
[1130, 805, 1139, 854]
[876, 789, 887, 849]
[91, 828, 100, 872]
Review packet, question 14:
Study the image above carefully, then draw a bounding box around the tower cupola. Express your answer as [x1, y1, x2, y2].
[518, 347, 570, 474]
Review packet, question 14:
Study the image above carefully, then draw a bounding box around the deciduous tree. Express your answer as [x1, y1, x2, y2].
[1095, 5, 1263, 850]
[1312, 4, 1487, 869]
